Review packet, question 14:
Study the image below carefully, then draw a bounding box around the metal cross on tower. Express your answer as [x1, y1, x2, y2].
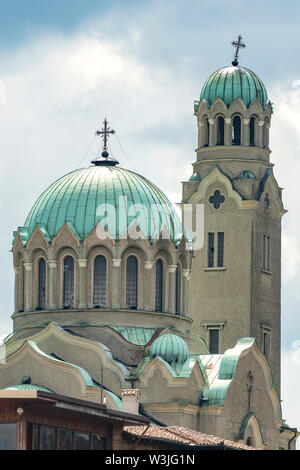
[231, 34, 246, 66]
[96, 118, 115, 158]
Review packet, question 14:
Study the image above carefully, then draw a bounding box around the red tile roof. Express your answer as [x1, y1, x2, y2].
[124, 425, 259, 450]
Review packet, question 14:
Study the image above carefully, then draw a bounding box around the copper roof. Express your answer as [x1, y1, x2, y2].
[124, 425, 259, 450]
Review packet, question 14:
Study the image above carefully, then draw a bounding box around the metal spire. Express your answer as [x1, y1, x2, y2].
[231, 34, 246, 66]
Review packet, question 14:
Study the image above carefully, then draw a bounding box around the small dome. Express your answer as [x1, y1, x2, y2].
[199, 65, 268, 109]
[237, 170, 256, 180]
[150, 334, 189, 369]
[189, 173, 201, 182]
[22, 165, 182, 244]
[5, 376, 53, 393]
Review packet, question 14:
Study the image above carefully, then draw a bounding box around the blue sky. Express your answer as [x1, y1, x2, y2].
[0, 0, 300, 437]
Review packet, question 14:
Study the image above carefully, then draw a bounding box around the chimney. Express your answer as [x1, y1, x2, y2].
[122, 389, 141, 415]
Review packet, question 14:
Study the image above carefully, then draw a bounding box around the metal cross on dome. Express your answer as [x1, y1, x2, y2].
[96, 118, 115, 157]
[231, 34, 246, 66]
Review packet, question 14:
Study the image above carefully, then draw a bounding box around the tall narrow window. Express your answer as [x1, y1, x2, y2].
[204, 117, 209, 147]
[93, 256, 107, 307]
[208, 233, 215, 267]
[126, 256, 138, 309]
[155, 260, 163, 312]
[217, 116, 224, 145]
[175, 264, 181, 314]
[232, 116, 241, 145]
[63, 256, 74, 308]
[262, 234, 271, 272]
[217, 232, 224, 267]
[209, 329, 219, 354]
[250, 116, 256, 146]
[38, 258, 46, 310]
[262, 329, 270, 359]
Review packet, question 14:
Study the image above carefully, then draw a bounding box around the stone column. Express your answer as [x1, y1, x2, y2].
[208, 119, 215, 146]
[198, 120, 204, 148]
[77, 259, 88, 309]
[258, 120, 264, 147]
[48, 261, 57, 310]
[112, 259, 122, 310]
[243, 118, 250, 146]
[168, 265, 177, 314]
[224, 118, 231, 146]
[144, 261, 154, 311]
[14, 267, 20, 314]
[264, 122, 270, 149]
[23, 263, 33, 312]
[182, 269, 191, 317]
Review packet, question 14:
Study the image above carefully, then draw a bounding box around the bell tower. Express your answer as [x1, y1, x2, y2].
[182, 38, 285, 394]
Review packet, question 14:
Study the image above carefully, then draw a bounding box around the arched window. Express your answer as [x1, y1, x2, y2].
[232, 116, 241, 145]
[93, 256, 107, 307]
[250, 116, 256, 146]
[63, 256, 74, 308]
[38, 258, 46, 310]
[246, 437, 253, 447]
[175, 264, 181, 315]
[203, 117, 209, 147]
[126, 256, 138, 309]
[217, 116, 224, 145]
[155, 260, 163, 312]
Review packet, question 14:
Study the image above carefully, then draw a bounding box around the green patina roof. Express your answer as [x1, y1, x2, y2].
[189, 173, 201, 182]
[111, 326, 158, 346]
[237, 170, 256, 180]
[197, 65, 268, 110]
[5, 383, 53, 392]
[19, 165, 182, 245]
[150, 334, 189, 371]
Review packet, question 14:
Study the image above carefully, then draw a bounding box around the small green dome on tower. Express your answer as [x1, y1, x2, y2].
[198, 65, 268, 109]
[189, 172, 201, 182]
[150, 334, 189, 371]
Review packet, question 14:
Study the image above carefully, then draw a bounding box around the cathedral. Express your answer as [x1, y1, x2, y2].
[0, 40, 298, 450]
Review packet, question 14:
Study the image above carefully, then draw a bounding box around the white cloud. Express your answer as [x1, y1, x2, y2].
[281, 349, 300, 448]
[269, 82, 300, 285]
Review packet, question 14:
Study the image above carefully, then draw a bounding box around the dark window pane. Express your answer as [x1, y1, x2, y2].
[31, 424, 40, 450]
[155, 260, 163, 311]
[175, 264, 181, 314]
[218, 232, 224, 267]
[217, 117, 224, 145]
[263, 332, 270, 358]
[250, 117, 255, 146]
[74, 432, 90, 450]
[63, 256, 74, 308]
[92, 435, 107, 450]
[0, 423, 17, 450]
[40, 425, 56, 450]
[209, 329, 219, 354]
[38, 258, 46, 309]
[93, 256, 107, 307]
[57, 429, 73, 450]
[208, 233, 214, 267]
[232, 116, 241, 145]
[126, 256, 138, 308]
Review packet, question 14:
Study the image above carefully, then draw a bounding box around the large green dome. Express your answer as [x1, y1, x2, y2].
[199, 65, 268, 109]
[22, 165, 182, 244]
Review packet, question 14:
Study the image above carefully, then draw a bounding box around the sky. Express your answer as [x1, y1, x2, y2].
[0, 0, 300, 441]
